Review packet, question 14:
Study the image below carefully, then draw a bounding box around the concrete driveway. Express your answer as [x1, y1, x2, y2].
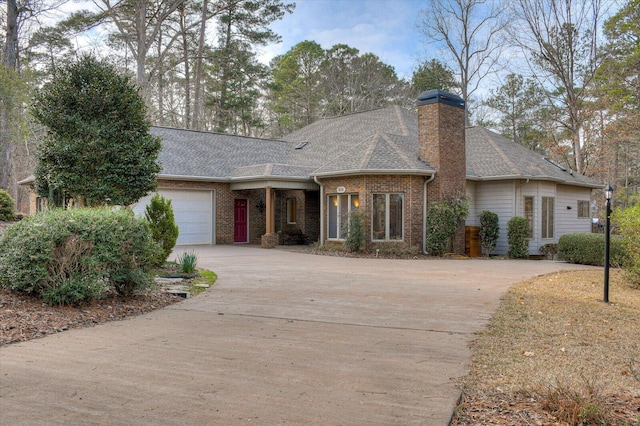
[0, 246, 594, 425]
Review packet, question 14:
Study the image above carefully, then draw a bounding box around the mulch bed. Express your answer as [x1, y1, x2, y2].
[0, 287, 181, 346]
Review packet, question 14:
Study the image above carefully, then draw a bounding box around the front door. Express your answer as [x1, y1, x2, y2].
[234, 199, 248, 243]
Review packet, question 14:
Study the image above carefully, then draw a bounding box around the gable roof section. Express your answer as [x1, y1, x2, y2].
[283, 105, 419, 170]
[151, 126, 291, 181]
[312, 132, 434, 177]
[466, 126, 598, 188]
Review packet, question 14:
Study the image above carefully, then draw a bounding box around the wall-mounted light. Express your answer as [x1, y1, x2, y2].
[256, 199, 266, 214]
[566, 206, 572, 210]
[333, 197, 338, 207]
[354, 199, 360, 208]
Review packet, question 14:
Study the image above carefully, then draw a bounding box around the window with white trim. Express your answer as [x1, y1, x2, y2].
[542, 197, 554, 239]
[372, 193, 404, 241]
[524, 196, 534, 238]
[327, 194, 359, 240]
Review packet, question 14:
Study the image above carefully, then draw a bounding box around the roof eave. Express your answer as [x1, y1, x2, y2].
[312, 169, 435, 178]
[158, 174, 229, 183]
[466, 174, 600, 188]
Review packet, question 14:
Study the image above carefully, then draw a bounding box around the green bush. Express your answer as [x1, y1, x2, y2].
[177, 250, 198, 274]
[557, 233, 627, 267]
[0, 208, 161, 305]
[145, 193, 179, 265]
[613, 204, 640, 287]
[539, 243, 558, 260]
[343, 211, 367, 252]
[507, 216, 529, 259]
[426, 197, 468, 256]
[0, 189, 16, 221]
[479, 210, 499, 257]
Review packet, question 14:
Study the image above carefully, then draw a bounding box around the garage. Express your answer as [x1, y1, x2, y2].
[132, 189, 214, 245]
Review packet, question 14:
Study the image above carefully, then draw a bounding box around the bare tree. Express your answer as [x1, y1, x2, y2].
[508, 0, 603, 174]
[417, 0, 505, 123]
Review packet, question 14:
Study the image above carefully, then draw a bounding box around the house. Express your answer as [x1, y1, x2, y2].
[25, 90, 601, 256]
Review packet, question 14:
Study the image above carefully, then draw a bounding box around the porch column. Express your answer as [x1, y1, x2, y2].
[265, 186, 275, 234]
[261, 186, 278, 248]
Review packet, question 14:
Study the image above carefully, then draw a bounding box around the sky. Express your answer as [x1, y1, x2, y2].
[258, 0, 429, 80]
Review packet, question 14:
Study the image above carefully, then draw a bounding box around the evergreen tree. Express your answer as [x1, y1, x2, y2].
[31, 55, 161, 207]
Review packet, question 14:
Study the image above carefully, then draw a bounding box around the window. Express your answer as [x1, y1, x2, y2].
[524, 196, 534, 238]
[327, 194, 359, 240]
[286, 198, 297, 224]
[542, 197, 554, 239]
[372, 193, 404, 241]
[577, 200, 590, 218]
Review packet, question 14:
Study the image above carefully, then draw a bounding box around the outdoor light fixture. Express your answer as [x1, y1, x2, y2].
[604, 184, 613, 303]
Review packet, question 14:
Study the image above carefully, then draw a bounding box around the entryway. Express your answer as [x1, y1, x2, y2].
[234, 199, 248, 243]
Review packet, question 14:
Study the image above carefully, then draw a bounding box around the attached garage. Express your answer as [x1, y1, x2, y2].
[133, 189, 215, 245]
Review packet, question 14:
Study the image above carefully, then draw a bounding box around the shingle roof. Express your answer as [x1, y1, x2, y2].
[312, 132, 433, 176]
[152, 107, 600, 188]
[465, 126, 598, 187]
[151, 126, 291, 179]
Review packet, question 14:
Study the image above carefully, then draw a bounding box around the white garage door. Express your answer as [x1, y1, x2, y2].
[133, 189, 214, 245]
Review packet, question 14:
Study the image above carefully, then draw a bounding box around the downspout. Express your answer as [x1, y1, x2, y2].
[423, 173, 436, 255]
[313, 175, 324, 246]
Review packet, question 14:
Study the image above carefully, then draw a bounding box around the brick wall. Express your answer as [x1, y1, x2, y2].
[417, 93, 467, 254]
[319, 174, 426, 250]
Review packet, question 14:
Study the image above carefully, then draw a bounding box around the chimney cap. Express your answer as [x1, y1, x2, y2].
[416, 89, 465, 109]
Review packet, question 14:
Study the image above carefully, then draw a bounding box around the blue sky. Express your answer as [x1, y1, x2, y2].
[258, 0, 428, 80]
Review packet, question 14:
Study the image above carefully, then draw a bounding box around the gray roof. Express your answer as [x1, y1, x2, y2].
[151, 127, 291, 180]
[152, 107, 600, 188]
[465, 126, 598, 188]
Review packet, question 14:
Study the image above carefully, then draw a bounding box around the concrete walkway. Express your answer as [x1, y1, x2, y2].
[0, 246, 595, 425]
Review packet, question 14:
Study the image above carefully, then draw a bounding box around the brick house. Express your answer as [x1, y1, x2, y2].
[24, 90, 601, 256]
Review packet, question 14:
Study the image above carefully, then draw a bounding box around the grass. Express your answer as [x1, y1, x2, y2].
[452, 269, 640, 425]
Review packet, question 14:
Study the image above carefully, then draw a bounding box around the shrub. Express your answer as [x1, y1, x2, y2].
[426, 197, 468, 256]
[507, 216, 529, 259]
[144, 194, 179, 266]
[539, 243, 558, 260]
[177, 250, 198, 274]
[0, 189, 16, 221]
[343, 211, 367, 252]
[557, 233, 627, 267]
[612, 204, 640, 287]
[478, 210, 499, 258]
[0, 208, 161, 304]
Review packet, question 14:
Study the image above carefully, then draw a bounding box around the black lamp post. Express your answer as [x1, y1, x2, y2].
[604, 184, 613, 303]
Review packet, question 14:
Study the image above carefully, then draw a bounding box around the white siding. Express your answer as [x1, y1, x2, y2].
[468, 180, 515, 255]
[466, 181, 477, 226]
[556, 185, 593, 237]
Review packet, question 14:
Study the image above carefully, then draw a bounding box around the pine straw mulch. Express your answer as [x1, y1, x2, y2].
[451, 269, 640, 425]
[0, 287, 182, 346]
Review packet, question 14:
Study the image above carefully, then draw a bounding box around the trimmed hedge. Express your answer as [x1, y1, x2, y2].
[507, 216, 529, 259]
[557, 233, 627, 267]
[0, 208, 161, 305]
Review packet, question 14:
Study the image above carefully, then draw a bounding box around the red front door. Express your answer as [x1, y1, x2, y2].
[234, 199, 248, 243]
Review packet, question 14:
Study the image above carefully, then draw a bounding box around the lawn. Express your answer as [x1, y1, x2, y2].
[452, 269, 640, 425]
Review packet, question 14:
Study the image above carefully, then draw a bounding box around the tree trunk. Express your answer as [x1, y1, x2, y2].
[192, 0, 208, 130]
[4, 0, 19, 69]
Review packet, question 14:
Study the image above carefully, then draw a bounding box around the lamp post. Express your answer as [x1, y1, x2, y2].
[604, 185, 613, 303]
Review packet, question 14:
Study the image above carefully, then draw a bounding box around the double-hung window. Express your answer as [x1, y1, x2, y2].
[524, 196, 534, 238]
[372, 193, 404, 241]
[327, 194, 359, 240]
[577, 200, 590, 218]
[541, 197, 554, 239]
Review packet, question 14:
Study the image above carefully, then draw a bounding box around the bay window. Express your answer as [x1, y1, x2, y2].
[327, 194, 359, 240]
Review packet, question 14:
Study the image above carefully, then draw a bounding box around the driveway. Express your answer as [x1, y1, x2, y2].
[0, 246, 595, 425]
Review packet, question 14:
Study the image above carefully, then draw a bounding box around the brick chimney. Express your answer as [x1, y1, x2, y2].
[416, 89, 466, 254]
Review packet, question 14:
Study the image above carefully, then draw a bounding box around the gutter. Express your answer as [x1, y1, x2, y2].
[423, 173, 436, 255]
[313, 175, 324, 246]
